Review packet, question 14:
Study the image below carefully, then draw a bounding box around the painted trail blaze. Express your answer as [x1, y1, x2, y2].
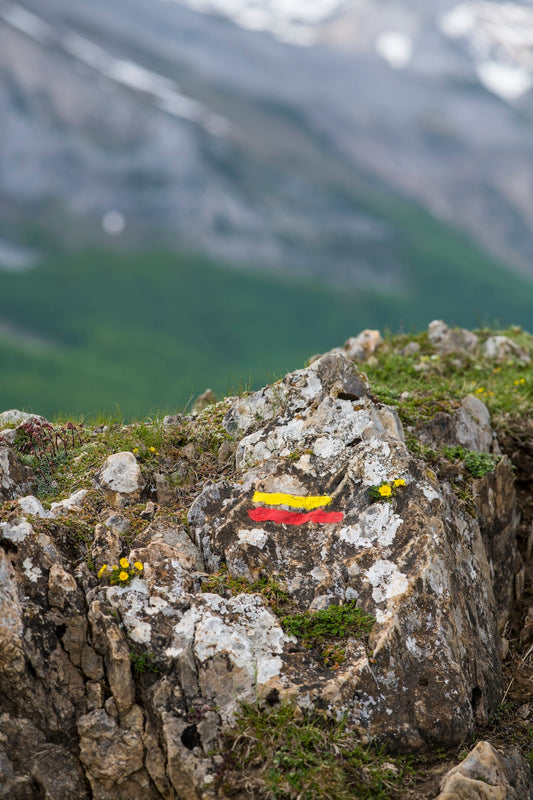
[248, 492, 343, 525]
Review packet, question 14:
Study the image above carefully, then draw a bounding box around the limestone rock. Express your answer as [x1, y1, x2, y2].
[192, 388, 216, 412]
[0, 409, 46, 427]
[343, 329, 382, 362]
[0, 339, 528, 800]
[428, 320, 478, 355]
[96, 452, 145, 507]
[0, 428, 17, 445]
[434, 740, 533, 799]
[78, 706, 157, 800]
[50, 488, 88, 517]
[188, 352, 510, 749]
[0, 444, 34, 501]
[483, 335, 530, 363]
[418, 396, 496, 453]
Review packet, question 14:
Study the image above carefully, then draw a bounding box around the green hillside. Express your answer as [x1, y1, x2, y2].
[1, 228, 533, 418]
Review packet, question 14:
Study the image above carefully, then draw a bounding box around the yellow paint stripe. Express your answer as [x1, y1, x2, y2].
[252, 491, 332, 509]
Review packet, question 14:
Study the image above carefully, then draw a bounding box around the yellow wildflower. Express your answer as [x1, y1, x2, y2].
[98, 564, 108, 578]
[378, 485, 392, 497]
[393, 479, 406, 488]
[149, 446, 156, 452]
[132, 447, 139, 453]
[134, 561, 144, 571]
[119, 557, 130, 569]
[475, 387, 485, 394]
[514, 378, 525, 385]
[119, 571, 129, 582]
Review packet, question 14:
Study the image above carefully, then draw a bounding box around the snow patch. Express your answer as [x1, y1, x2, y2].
[375, 31, 412, 69]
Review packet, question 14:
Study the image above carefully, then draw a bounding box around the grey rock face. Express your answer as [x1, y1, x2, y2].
[188, 352, 511, 749]
[96, 451, 145, 507]
[0, 444, 34, 501]
[0, 347, 526, 798]
[434, 740, 533, 800]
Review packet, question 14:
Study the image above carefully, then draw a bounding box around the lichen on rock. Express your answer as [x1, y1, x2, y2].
[0, 324, 532, 799]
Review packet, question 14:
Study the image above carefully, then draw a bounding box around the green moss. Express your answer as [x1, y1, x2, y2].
[279, 601, 374, 649]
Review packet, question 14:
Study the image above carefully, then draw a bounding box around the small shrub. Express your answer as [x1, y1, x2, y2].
[130, 651, 159, 675]
[463, 451, 499, 478]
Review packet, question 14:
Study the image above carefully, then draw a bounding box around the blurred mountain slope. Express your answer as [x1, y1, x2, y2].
[2, 0, 533, 285]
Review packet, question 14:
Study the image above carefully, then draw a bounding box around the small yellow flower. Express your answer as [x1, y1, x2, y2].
[149, 446, 156, 452]
[119, 557, 130, 569]
[98, 564, 108, 578]
[514, 378, 525, 385]
[111, 565, 118, 571]
[393, 479, 406, 488]
[119, 571, 129, 582]
[132, 447, 139, 453]
[475, 387, 485, 394]
[378, 485, 392, 497]
[134, 561, 144, 571]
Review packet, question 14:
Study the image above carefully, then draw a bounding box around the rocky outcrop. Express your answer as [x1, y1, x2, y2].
[435, 741, 533, 800]
[0, 324, 531, 799]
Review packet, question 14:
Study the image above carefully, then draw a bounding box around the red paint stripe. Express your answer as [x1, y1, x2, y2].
[248, 508, 343, 525]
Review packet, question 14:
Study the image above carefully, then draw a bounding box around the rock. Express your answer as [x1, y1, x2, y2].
[154, 472, 174, 504]
[400, 341, 421, 356]
[0, 338, 529, 800]
[163, 413, 183, 427]
[96, 452, 145, 507]
[0, 428, 17, 445]
[483, 335, 530, 364]
[520, 606, 533, 646]
[91, 524, 121, 574]
[418, 396, 495, 453]
[428, 320, 478, 355]
[193, 388, 216, 412]
[472, 459, 521, 629]
[140, 501, 156, 520]
[88, 602, 135, 716]
[343, 329, 382, 362]
[50, 489, 88, 517]
[188, 352, 507, 749]
[0, 410, 46, 427]
[17, 495, 49, 518]
[434, 741, 533, 799]
[78, 705, 157, 800]
[0, 445, 34, 501]
[100, 511, 131, 536]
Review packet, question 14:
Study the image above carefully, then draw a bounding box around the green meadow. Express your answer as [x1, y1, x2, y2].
[1, 221, 532, 419]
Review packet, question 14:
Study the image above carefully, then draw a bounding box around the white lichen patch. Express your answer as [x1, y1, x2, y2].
[0, 518, 34, 542]
[300, 372, 322, 402]
[360, 441, 392, 484]
[238, 528, 268, 549]
[310, 566, 328, 582]
[339, 504, 402, 549]
[22, 557, 42, 583]
[170, 594, 287, 688]
[365, 560, 408, 604]
[313, 436, 343, 460]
